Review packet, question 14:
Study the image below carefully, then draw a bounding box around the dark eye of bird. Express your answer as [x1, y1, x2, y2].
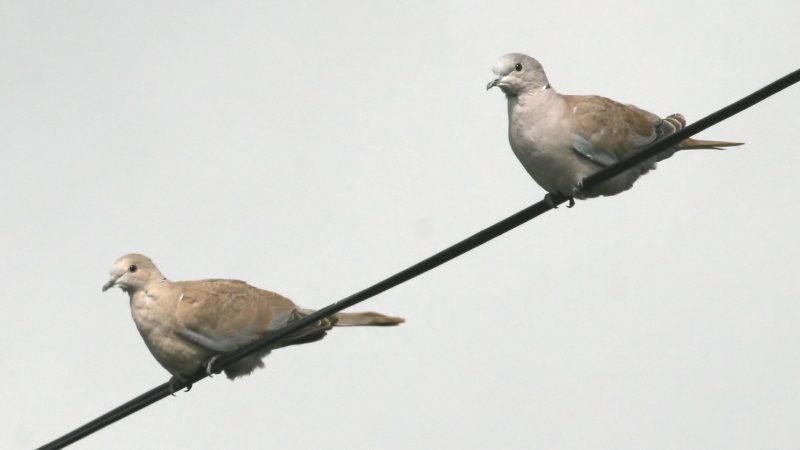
[129, 265, 138, 273]
[514, 63, 522, 71]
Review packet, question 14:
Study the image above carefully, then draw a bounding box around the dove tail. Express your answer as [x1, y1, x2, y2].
[658, 113, 743, 151]
[333, 311, 405, 326]
[679, 138, 744, 150]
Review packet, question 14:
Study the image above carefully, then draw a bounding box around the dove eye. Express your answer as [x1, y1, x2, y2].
[129, 265, 138, 273]
[514, 63, 522, 71]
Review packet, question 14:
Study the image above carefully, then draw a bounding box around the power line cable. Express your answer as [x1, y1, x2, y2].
[36, 66, 800, 450]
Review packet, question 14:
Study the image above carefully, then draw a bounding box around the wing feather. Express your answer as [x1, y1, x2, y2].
[565, 95, 663, 165]
[174, 279, 298, 353]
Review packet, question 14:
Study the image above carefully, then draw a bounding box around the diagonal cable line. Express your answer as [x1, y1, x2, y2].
[36, 66, 800, 450]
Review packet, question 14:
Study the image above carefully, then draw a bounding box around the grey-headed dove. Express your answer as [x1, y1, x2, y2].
[487, 53, 742, 205]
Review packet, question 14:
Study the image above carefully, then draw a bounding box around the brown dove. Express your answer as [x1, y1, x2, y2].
[487, 53, 743, 206]
[102, 254, 404, 389]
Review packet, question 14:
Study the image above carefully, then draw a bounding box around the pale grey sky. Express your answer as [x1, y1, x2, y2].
[1, 1, 799, 449]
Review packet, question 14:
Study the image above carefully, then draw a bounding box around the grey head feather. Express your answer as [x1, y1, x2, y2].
[488, 53, 550, 96]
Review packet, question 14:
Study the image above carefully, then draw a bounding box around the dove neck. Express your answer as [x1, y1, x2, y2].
[507, 86, 562, 119]
[128, 289, 147, 309]
[125, 277, 169, 304]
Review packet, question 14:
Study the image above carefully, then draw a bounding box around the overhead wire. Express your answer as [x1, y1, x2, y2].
[36, 66, 800, 450]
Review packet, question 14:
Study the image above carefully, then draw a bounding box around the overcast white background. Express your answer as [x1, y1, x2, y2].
[1, 1, 799, 449]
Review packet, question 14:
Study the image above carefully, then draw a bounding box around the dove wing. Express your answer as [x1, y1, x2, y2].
[565, 95, 663, 167]
[174, 279, 298, 353]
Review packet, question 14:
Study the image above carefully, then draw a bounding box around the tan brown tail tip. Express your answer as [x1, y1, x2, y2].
[680, 138, 745, 150]
[334, 311, 405, 326]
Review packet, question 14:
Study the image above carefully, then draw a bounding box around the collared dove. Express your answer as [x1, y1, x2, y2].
[487, 53, 742, 205]
[102, 254, 404, 389]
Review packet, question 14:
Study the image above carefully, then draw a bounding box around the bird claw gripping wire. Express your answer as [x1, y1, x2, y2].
[567, 181, 584, 208]
[168, 377, 192, 396]
[543, 193, 575, 208]
[204, 355, 222, 377]
[544, 193, 558, 208]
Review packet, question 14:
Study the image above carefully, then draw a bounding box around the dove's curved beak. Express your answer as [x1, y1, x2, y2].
[102, 276, 119, 292]
[486, 78, 502, 90]
[486, 77, 507, 91]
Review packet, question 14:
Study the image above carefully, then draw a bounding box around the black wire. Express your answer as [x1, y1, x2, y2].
[36, 67, 800, 450]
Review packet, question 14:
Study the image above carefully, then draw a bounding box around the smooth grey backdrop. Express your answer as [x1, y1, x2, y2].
[1, 1, 798, 449]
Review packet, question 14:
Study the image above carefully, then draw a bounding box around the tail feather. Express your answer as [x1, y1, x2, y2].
[659, 113, 743, 151]
[334, 311, 405, 326]
[680, 137, 744, 150]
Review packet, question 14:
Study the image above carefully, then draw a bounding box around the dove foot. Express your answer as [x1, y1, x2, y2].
[544, 193, 575, 209]
[544, 193, 558, 208]
[169, 376, 192, 396]
[204, 355, 222, 376]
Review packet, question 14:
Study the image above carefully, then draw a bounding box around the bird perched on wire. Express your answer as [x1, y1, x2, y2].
[102, 254, 404, 392]
[487, 53, 742, 207]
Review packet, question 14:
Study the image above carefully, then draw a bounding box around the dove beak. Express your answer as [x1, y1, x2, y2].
[486, 78, 502, 90]
[102, 276, 119, 292]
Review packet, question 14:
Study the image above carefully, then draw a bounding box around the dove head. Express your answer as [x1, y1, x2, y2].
[487, 53, 549, 96]
[102, 253, 165, 294]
